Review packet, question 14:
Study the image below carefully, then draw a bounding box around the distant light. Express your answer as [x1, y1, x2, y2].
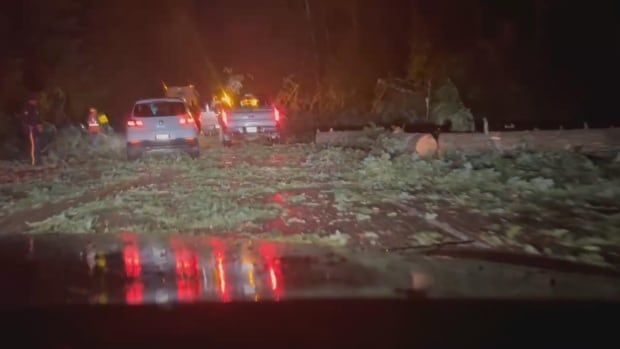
[241, 97, 258, 107]
[221, 93, 233, 107]
[221, 110, 228, 127]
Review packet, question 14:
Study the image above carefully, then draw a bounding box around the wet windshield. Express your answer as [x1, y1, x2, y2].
[0, 0, 619, 307]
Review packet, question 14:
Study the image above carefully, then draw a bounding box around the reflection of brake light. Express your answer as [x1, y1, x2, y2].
[177, 278, 202, 302]
[259, 242, 283, 300]
[123, 237, 143, 305]
[217, 255, 227, 299]
[123, 244, 141, 279]
[171, 239, 203, 302]
[271, 193, 285, 204]
[209, 238, 230, 302]
[127, 119, 144, 127]
[269, 267, 278, 291]
[125, 281, 144, 305]
[174, 248, 199, 278]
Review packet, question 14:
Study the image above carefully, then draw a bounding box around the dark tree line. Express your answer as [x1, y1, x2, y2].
[1, 0, 618, 138]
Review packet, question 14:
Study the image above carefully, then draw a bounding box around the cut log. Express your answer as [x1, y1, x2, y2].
[315, 131, 438, 157]
[439, 129, 620, 156]
[400, 133, 439, 157]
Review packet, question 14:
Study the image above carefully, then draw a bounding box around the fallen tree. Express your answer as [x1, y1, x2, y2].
[316, 128, 620, 158]
[315, 130, 438, 157]
[438, 129, 620, 156]
[372, 78, 475, 132]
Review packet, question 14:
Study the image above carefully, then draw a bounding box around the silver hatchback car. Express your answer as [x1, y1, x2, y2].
[126, 98, 200, 160]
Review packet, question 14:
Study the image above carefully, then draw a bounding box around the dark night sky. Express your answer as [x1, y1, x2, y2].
[1, 0, 619, 124]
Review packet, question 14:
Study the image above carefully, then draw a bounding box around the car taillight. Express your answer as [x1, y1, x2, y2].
[274, 108, 280, 122]
[127, 119, 144, 127]
[221, 110, 228, 127]
[179, 114, 194, 125]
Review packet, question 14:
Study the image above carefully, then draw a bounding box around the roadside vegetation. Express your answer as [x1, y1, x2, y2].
[1, 132, 618, 268]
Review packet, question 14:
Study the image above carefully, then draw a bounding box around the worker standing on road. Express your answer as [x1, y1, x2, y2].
[87, 107, 101, 147]
[97, 111, 110, 133]
[21, 96, 43, 166]
[87, 107, 100, 132]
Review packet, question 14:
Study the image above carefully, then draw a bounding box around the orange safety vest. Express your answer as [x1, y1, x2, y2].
[88, 115, 100, 134]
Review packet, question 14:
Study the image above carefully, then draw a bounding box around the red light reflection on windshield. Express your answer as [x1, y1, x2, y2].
[171, 238, 203, 302]
[209, 238, 230, 302]
[122, 233, 143, 305]
[174, 247, 199, 278]
[177, 278, 202, 302]
[216, 253, 230, 302]
[259, 242, 283, 300]
[123, 243, 141, 279]
[269, 267, 278, 291]
[126, 281, 144, 305]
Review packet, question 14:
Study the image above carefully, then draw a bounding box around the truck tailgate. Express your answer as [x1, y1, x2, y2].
[228, 108, 276, 128]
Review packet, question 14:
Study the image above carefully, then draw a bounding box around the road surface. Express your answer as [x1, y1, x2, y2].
[0, 134, 619, 271]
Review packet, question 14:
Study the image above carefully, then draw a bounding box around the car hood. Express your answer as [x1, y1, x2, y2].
[0, 233, 619, 306]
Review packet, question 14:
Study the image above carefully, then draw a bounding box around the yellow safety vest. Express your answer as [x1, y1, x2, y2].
[98, 113, 109, 125]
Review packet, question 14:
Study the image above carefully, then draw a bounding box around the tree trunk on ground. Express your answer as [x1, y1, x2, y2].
[316, 129, 620, 158]
[438, 129, 620, 156]
[400, 133, 438, 157]
[315, 131, 438, 157]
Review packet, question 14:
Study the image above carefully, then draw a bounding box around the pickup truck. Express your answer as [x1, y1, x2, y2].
[220, 95, 282, 145]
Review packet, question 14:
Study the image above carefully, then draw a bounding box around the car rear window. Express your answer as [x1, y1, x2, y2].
[133, 101, 186, 117]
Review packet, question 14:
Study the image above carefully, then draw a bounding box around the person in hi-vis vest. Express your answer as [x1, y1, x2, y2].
[87, 107, 101, 147]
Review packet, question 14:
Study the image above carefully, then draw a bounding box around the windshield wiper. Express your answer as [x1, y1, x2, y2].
[424, 247, 620, 278]
[384, 239, 476, 253]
